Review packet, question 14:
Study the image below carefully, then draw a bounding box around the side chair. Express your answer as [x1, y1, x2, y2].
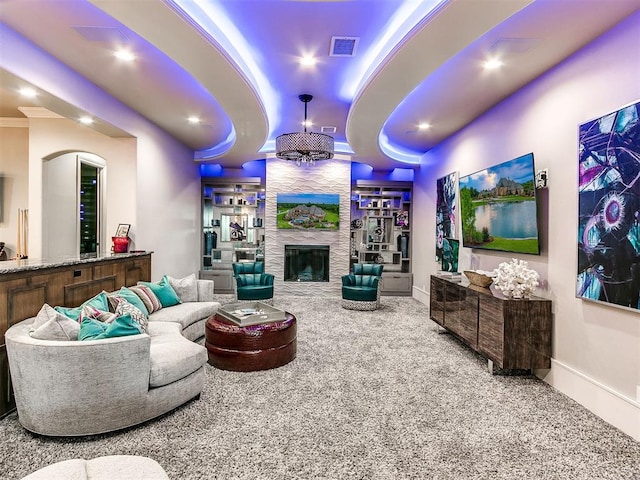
[341, 263, 384, 311]
[232, 262, 274, 305]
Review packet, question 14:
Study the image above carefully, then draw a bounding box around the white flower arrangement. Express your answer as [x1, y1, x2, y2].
[492, 258, 539, 299]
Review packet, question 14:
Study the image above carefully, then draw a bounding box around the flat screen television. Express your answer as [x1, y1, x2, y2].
[276, 193, 340, 230]
[459, 152, 540, 255]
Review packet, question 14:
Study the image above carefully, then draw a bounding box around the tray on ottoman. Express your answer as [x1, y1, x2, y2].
[217, 301, 286, 327]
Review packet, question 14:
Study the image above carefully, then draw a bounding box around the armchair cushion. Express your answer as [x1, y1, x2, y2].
[236, 285, 274, 301]
[233, 262, 274, 302]
[341, 264, 383, 308]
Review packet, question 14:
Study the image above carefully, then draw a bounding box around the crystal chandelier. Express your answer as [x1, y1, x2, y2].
[276, 94, 334, 166]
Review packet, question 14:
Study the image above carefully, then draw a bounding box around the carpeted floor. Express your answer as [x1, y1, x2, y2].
[2, 296, 640, 480]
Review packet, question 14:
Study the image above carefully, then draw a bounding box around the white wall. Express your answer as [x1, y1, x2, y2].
[413, 12, 640, 439]
[4, 28, 201, 281]
[0, 124, 28, 259]
[27, 117, 137, 259]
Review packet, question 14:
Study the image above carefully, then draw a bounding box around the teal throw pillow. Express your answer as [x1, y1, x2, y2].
[108, 287, 150, 317]
[139, 276, 181, 307]
[78, 313, 143, 341]
[55, 291, 109, 322]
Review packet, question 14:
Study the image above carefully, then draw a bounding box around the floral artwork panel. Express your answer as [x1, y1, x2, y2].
[577, 99, 640, 311]
[436, 172, 458, 266]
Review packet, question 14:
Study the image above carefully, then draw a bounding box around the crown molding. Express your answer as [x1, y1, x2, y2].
[17, 106, 64, 118]
[0, 118, 29, 127]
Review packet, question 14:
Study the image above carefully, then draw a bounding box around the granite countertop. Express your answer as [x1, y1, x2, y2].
[0, 251, 152, 274]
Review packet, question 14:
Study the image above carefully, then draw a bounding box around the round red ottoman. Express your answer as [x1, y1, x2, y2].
[205, 312, 297, 371]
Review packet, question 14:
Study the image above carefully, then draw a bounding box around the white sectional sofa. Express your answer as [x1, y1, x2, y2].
[5, 278, 220, 436]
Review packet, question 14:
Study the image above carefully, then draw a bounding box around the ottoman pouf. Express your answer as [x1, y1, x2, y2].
[205, 312, 297, 371]
[21, 455, 169, 480]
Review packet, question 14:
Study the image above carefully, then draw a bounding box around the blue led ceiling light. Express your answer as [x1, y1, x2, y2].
[339, 0, 449, 102]
[169, 0, 279, 134]
[170, 0, 447, 163]
[378, 131, 422, 165]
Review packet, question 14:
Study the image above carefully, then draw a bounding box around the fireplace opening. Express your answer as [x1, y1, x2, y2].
[284, 245, 329, 282]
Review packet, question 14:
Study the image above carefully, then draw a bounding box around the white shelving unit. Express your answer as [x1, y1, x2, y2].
[200, 177, 265, 293]
[350, 180, 413, 295]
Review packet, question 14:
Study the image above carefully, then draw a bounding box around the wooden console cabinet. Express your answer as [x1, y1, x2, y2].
[0, 252, 152, 417]
[430, 275, 552, 371]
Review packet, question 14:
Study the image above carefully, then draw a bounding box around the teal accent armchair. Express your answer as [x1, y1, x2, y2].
[232, 262, 275, 304]
[341, 263, 384, 310]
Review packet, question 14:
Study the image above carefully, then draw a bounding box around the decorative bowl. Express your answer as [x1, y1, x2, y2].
[463, 270, 494, 288]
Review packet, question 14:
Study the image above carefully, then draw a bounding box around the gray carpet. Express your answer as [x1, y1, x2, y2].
[2, 296, 640, 480]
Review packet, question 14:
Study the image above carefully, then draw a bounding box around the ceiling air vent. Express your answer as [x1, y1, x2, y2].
[72, 25, 129, 43]
[321, 126, 336, 134]
[330, 36, 359, 57]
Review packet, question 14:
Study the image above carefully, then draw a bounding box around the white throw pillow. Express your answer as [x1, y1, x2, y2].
[167, 273, 198, 302]
[29, 304, 80, 341]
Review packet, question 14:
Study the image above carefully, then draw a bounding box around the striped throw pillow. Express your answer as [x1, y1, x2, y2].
[129, 285, 163, 314]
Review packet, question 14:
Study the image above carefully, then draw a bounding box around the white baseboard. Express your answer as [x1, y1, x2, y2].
[411, 284, 639, 441]
[412, 285, 429, 305]
[541, 359, 640, 441]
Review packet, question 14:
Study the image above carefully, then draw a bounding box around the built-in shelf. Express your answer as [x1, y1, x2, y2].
[200, 177, 265, 293]
[350, 180, 412, 295]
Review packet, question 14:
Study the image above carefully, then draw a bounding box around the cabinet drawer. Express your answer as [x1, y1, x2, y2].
[200, 270, 234, 294]
[381, 273, 412, 296]
[478, 295, 504, 366]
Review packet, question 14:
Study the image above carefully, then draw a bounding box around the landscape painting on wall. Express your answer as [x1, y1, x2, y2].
[276, 193, 340, 230]
[577, 100, 640, 311]
[459, 153, 540, 255]
[435, 172, 459, 271]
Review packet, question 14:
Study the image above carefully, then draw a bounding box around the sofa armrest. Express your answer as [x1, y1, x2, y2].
[197, 279, 214, 302]
[5, 319, 151, 436]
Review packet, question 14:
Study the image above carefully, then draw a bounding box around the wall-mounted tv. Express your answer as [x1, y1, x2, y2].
[276, 193, 340, 230]
[459, 153, 540, 255]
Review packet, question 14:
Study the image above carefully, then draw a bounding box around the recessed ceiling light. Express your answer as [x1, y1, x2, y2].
[483, 58, 504, 70]
[113, 49, 135, 62]
[79, 116, 93, 125]
[418, 122, 431, 130]
[188, 116, 201, 124]
[300, 56, 317, 67]
[19, 87, 37, 98]
[302, 120, 313, 128]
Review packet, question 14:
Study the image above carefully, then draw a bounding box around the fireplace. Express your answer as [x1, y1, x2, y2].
[284, 245, 329, 282]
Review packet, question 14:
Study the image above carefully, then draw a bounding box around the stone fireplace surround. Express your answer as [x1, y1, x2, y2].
[265, 158, 351, 296]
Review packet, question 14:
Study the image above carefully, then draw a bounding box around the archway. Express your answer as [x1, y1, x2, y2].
[42, 151, 106, 258]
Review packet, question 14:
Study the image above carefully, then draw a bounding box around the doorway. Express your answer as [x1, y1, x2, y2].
[43, 153, 105, 258]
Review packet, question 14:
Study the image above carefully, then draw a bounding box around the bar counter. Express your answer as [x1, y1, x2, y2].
[0, 251, 152, 274]
[0, 251, 153, 417]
